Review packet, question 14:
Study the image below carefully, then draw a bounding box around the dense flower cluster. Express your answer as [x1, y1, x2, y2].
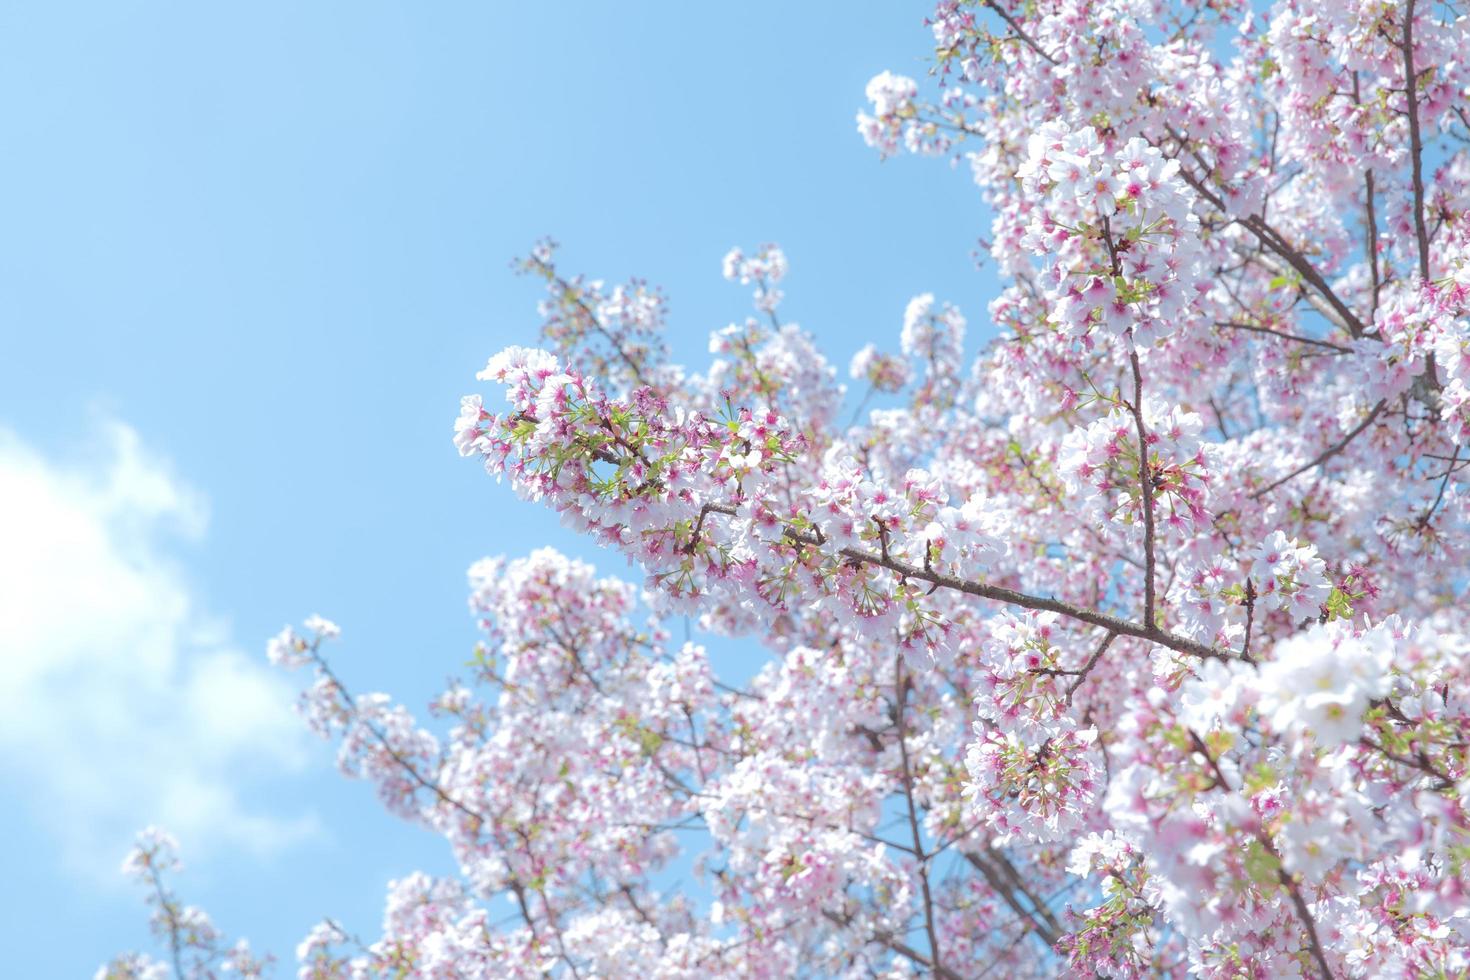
[110, 1, 1470, 977]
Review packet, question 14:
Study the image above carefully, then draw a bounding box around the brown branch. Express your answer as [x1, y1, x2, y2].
[697, 502, 1224, 660]
[1360, 735, 1455, 791]
[529, 255, 654, 390]
[1401, 0, 1431, 283]
[144, 862, 187, 979]
[982, 0, 1059, 65]
[988, 847, 1065, 939]
[1263, 835, 1337, 980]
[1215, 320, 1351, 353]
[963, 851, 1061, 946]
[1417, 448, 1459, 530]
[1064, 631, 1117, 705]
[1241, 578, 1257, 664]
[1366, 168, 1382, 321]
[1128, 350, 1158, 628]
[894, 657, 944, 975]
[307, 646, 488, 829]
[618, 885, 665, 942]
[1166, 130, 1369, 339]
[821, 909, 966, 980]
[1250, 401, 1386, 499]
[1189, 730, 1334, 978]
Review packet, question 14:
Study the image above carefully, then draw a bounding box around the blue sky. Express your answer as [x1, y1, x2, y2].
[0, 1, 999, 972]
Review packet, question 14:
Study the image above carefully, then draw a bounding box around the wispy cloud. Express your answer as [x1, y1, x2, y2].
[0, 420, 320, 877]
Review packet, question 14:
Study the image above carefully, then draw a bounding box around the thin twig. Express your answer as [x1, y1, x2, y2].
[821, 909, 965, 980]
[894, 657, 944, 975]
[982, 0, 1059, 64]
[1401, 0, 1431, 282]
[1166, 129, 1368, 339]
[1128, 351, 1158, 628]
[1215, 320, 1351, 353]
[1250, 401, 1386, 499]
[695, 501, 1225, 660]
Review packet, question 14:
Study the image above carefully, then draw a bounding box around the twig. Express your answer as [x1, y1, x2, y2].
[894, 657, 944, 975]
[1064, 631, 1117, 705]
[1250, 401, 1386, 499]
[1166, 130, 1368, 339]
[1127, 350, 1158, 627]
[982, 0, 1059, 64]
[1215, 320, 1351, 353]
[821, 909, 965, 980]
[1401, 0, 1431, 283]
[695, 502, 1226, 660]
[529, 255, 654, 390]
[963, 851, 1061, 946]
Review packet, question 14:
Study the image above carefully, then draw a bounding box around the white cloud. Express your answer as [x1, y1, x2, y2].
[0, 420, 320, 877]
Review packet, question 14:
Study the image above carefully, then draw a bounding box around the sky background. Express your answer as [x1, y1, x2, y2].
[0, 1, 1002, 972]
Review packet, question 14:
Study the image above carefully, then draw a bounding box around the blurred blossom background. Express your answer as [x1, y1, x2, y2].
[0, 2, 997, 972]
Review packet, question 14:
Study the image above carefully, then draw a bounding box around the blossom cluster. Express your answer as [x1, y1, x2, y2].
[109, 1, 1470, 977]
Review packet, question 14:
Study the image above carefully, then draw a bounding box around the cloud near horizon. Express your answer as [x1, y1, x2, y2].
[0, 420, 321, 878]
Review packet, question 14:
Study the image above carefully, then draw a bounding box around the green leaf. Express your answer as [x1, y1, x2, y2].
[1244, 840, 1282, 886]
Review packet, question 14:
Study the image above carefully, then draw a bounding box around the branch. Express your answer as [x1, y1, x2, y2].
[1241, 578, 1257, 664]
[1064, 631, 1117, 705]
[1359, 735, 1455, 792]
[963, 851, 1061, 946]
[144, 863, 186, 979]
[1166, 130, 1369, 339]
[1127, 350, 1158, 628]
[528, 255, 655, 390]
[690, 502, 1222, 659]
[1214, 320, 1351, 353]
[987, 847, 1065, 939]
[1417, 448, 1459, 530]
[307, 645, 488, 829]
[1401, 0, 1431, 283]
[821, 909, 966, 980]
[1250, 401, 1386, 499]
[1189, 730, 1335, 979]
[981, 0, 1059, 65]
[894, 657, 944, 975]
[1262, 834, 1337, 980]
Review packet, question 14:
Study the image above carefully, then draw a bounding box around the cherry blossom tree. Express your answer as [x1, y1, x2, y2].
[104, 0, 1470, 976]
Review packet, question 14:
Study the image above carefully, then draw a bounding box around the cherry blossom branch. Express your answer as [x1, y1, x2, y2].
[618, 884, 664, 941]
[1249, 401, 1386, 499]
[981, 0, 1058, 65]
[305, 644, 487, 829]
[1365, 169, 1382, 320]
[1166, 130, 1369, 339]
[1400, 0, 1432, 283]
[1360, 735, 1455, 791]
[300, 643, 602, 972]
[988, 847, 1064, 939]
[1030, 630, 1118, 705]
[1262, 834, 1336, 980]
[699, 503, 1224, 659]
[1214, 320, 1351, 353]
[1349, 71, 1385, 324]
[962, 851, 1061, 946]
[1241, 578, 1257, 663]
[834, 532, 1213, 656]
[526, 254, 655, 390]
[1189, 730, 1334, 978]
[143, 862, 187, 979]
[1417, 448, 1459, 530]
[894, 657, 944, 975]
[1127, 350, 1158, 628]
[821, 909, 966, 980]
[1064, 631, 1117, 705]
